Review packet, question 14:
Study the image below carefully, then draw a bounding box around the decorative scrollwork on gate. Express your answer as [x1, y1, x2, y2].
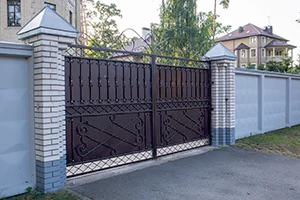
[160, 109, 207, 144]
[74, 115, 146, 158]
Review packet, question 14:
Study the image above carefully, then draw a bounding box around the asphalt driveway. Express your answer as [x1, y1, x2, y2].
[70, 148, 300, 200]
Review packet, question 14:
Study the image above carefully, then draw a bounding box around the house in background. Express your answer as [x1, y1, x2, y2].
[216, 23, 297, 69]
[110, 27, 152, 62]
[0, 0, 80, 43]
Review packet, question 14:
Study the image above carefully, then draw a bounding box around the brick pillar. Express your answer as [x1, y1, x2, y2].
[205, 43, 237, 146]
[17, 7, 77, 192]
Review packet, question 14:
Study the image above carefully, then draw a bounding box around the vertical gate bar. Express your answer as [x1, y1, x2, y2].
[195, 69, 197, 99]
[175, 68, 178, 99]
[106, 61, 110, 102]
[185, 68, 188, 99]
[130, 64, 133, 101]
[137, 64, 140, 101]
[159, 66, 161, 100]
[143, 64, 146, 101]
[114, 62, 117, 102]
[207, 61, 212, 144]
[89, 60, 92, 103]
[79, 56, 84, 162]
[181, 68, 183, 100]
[199, 70, 202, 99]
[79, 58, 83, 103]
[98, 60, 101, 102]
[68, 57, 75, 163]
[164, 67, 167, 100]
[170, 67, 173, 100]
[189, 69, 194, 100]
[122, 63, 126, 102]
[151, 54, 158, 158]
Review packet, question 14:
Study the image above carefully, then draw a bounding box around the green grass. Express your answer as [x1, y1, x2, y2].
[235, 125, 300, 158]
[2, 190, 79, 200]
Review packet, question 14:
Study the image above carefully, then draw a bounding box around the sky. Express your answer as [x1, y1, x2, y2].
[100, 0, 300, 58]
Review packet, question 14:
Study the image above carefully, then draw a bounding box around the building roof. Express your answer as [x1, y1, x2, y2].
[110, 36, 151, 58]
[205, 43, 237, 61]
[265, 40, 297, 49]
[234, 43, 250, 50]
[216, 23, 287, 42]
[17, 6, 78, 36]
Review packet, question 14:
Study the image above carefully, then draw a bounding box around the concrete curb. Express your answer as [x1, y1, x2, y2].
[65, 188, 92, 200]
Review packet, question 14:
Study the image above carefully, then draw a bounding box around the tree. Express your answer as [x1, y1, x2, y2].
[266, 50, 293, 73]
[212, 0, 230, 41]
[154, 0, 231, 60]
[85, 1, 128, 49]
[246, 62, 255, 70]
[80, 0, 95, 44]
[288, 53, 300, 74]
[257, 63, 265, 71]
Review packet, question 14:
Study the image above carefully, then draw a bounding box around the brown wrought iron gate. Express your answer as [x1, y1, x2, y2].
[65, 45, 211, 177]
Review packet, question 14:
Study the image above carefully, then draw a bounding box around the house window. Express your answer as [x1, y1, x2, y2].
[69, 11, 73, 25]
[251, 63, 257, 69]
[241, 49, 247, 58]
[251, 49, 257, 57]
[261, 36, 266, 44]
[44, 2, 56, 10]
[262, 48, 266, 57]
[7, 0, 21, 27]
[250, 37, 257, 44]
[241, 64, 246, 68]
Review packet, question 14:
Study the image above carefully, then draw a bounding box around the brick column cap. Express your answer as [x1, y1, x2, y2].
[205, 43, 237, 61]
[17, 7, 78, 40]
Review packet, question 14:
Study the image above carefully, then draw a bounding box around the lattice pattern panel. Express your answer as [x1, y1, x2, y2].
[157, 139, 210, 157]
[67, 151, 152, 177]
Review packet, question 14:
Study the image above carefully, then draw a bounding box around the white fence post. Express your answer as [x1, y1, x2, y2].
[17, 7, 77, 192]
[258, 74, 265, 132]
[286, 77, 292, 127]
[205, 43, 237, 146]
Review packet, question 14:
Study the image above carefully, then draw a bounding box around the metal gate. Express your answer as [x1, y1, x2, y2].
[65, 45, 211, 177]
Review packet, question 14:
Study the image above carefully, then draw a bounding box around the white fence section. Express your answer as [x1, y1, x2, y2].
[0, 43, 35, 198]
[235, 68, 300, 139]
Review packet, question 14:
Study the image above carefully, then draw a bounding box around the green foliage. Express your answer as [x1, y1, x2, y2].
[288, 53, 300, 74]
[257, 63, 265, 70]
[266, 50, 293, 73]
[4, 190, 78, 200]
[26, 187, 33, 193]
[86, 1, 128, 49]
[154, 0, 231, 60]
[219, 0, 230, 8]
[235, 125, 300, 158]
[246, 62, 255, 69]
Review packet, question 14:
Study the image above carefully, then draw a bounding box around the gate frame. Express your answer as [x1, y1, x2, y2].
[64, 44, 212, 177]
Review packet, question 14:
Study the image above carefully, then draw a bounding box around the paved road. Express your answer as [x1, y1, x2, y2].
[71, 148, 300, 200]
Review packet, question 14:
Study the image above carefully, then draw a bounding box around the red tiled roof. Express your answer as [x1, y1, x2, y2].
[216, 23, 287, 42]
